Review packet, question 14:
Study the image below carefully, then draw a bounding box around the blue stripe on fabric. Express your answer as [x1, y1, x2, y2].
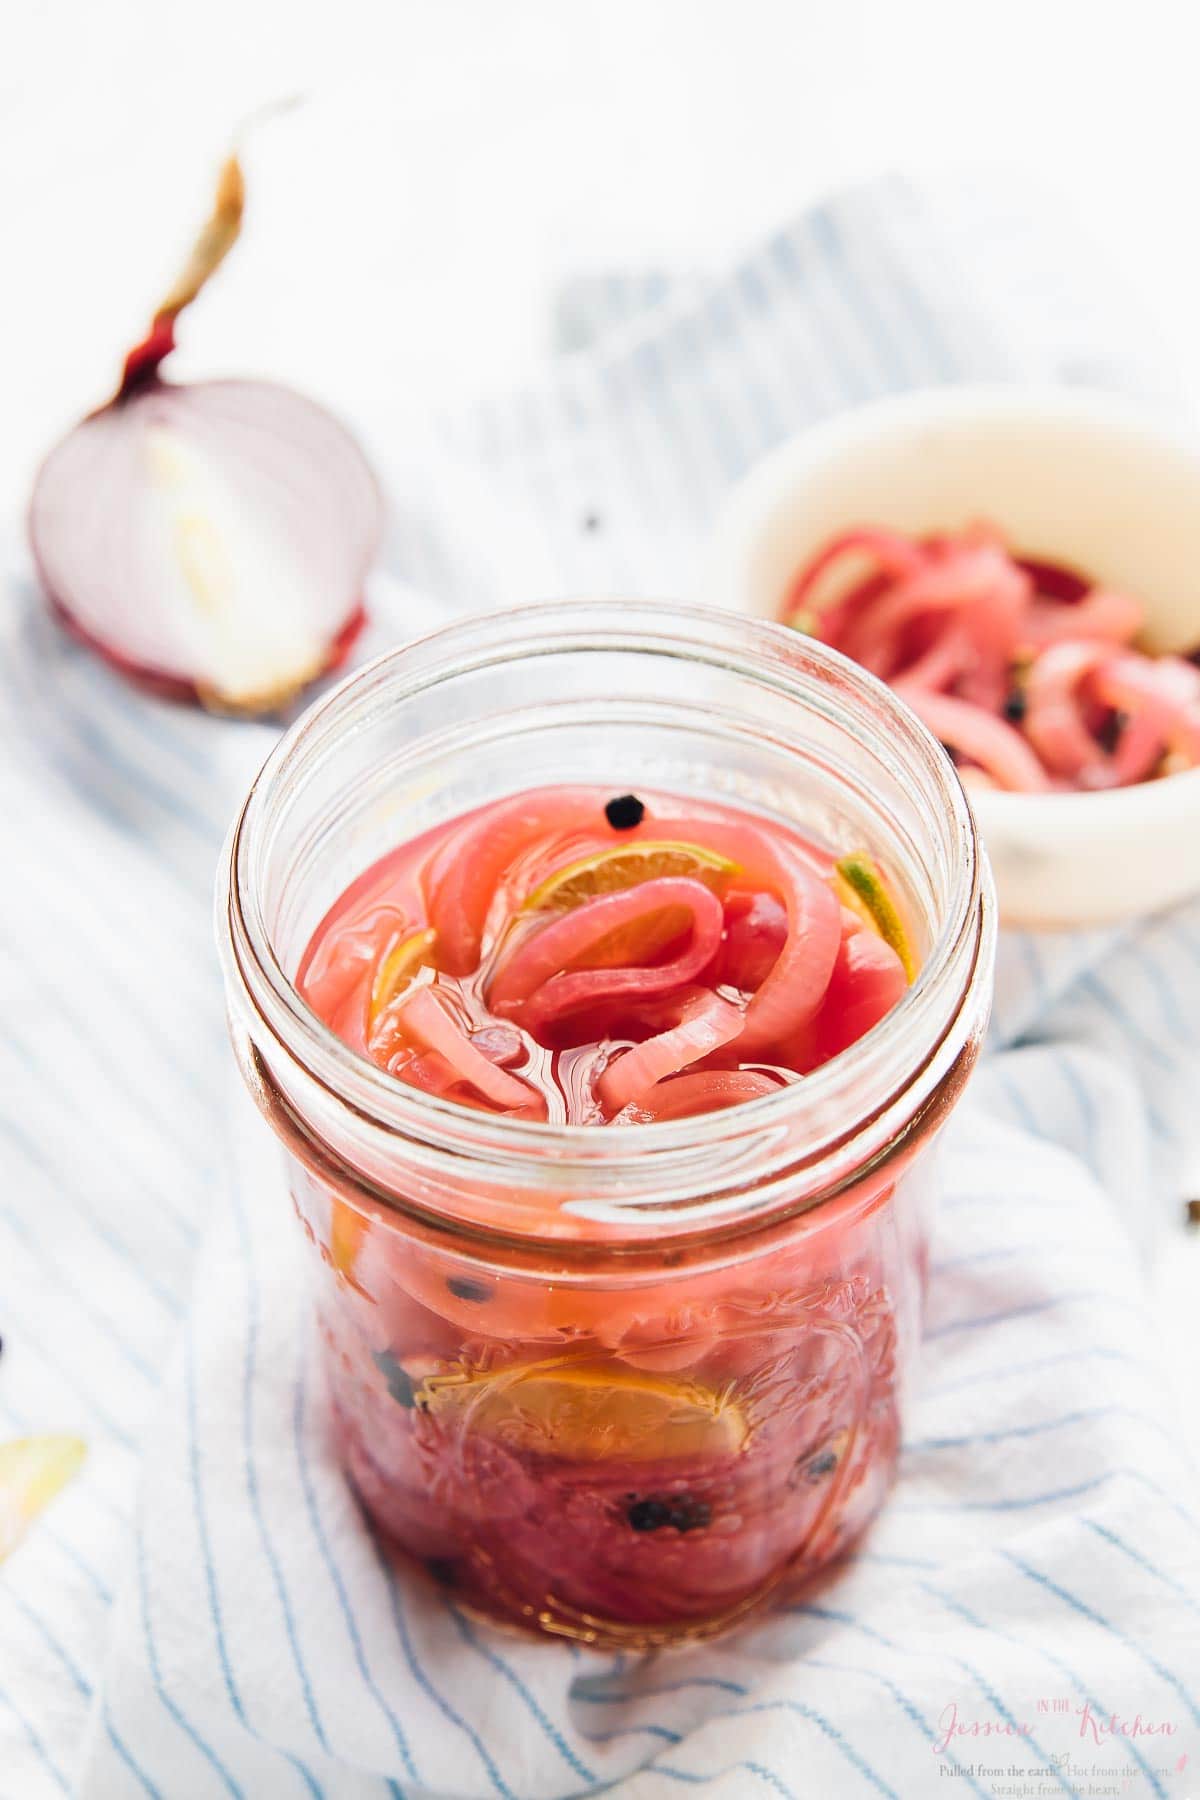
[580, 1722, 683, 1746]
[0, 1033, 200, 1251]
[135, 1528, 247, 1799]
[988, 1068, 1043, 1137]
[2, 1114, 181, 1313]
[1002, 1551, 1200, 1727]
[0, 1287, 141, 1449]
[923, 1343, 1149, 1398]
[794, 1605, 1069, 1793]
[809, 205, 920, 390]
[924, 1290, 1133, 1341]
[0, 1684, 72, 1793]
[770, 227, 871, 405]
[1075, 972, 1176, 1074]
[447, 1604, 594, 1786]
[703, 280, 785, 452]
[1119, 1468, 1200, 1537]
[624, 337, 714, 521]
[576, 1676, 748, 1704]
[0, 1192, 161, 1384]
[653, 1764, 797, 1797]
[1122, 937, 1193, 1046]
[1016, 932, 1049, 1013]
[363, 1514, 517, 1800]
[903, 1404, 1167, 1454]
[800, 1655, 990, 1800]
[893, 1473, 1119, 1511]
[854, 1551, 940, 1570]
[3, 1586, 93, 1696]
[36, 1517, 115, 1606]
[292, 1357, 419, 1785]
[719, 1701, 897, 1800]
[850, 186, 962, 381]
[922, 1582, 1165, 1797]
[1050, 1052, 1107, 1183]
[225, 1188, 329, 1792]
[662, 308, 748, 484]
[64, 704, 229, 851]
[183, 1312, 326, 1800]
[104, 1701, 167, 1800]
[1082, 1519, 1200, 1616]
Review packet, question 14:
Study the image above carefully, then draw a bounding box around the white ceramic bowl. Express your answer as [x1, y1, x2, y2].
[699, 385, 1200, 928]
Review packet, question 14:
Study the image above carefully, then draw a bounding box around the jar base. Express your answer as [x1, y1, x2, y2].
[364, 1504, 881, 1652]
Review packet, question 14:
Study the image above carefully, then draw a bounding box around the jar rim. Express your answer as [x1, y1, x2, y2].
[217, 599, 993, 1216]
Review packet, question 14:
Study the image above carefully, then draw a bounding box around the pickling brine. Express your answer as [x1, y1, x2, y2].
[298, 785, 915, 1125]
[293, 785, 921, 1638]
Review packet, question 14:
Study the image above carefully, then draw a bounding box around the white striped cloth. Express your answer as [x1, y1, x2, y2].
[1, 174, 1197, 1799]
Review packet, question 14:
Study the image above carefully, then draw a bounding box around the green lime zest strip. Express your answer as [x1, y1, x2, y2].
[834, 852, 918, 984]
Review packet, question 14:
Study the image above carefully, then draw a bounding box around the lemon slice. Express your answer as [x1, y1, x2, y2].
[833, 852, 917, 982]
[419, 1358, 747, 1463]
[329, 1199, 368, 1285]
[0, 1436, 86, 1561]
[369, 926, 438, 1024]
[524, 841, 739, 913]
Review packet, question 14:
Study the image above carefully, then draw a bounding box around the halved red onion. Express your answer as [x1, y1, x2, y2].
[597, 989, 745, 1115]
[27, 154, 382, 714]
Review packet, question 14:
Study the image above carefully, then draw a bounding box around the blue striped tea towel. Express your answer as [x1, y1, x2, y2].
[0, 175, 1196, 1799]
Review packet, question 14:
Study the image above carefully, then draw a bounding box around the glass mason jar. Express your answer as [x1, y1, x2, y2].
[216, 599, 995, 1649]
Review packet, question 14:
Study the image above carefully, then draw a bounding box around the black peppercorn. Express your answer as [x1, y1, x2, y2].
[626, 1493, 711, 1532]
[605, 794, 645, 830]
[372, 1351, 417, 1408]
[1002, 688, 1027, 725]
[627, 1497, 673, 1532]
[666, 1494, 712, 1532]
[446, 1275, 493, 1304]
[805, 1450, 839, 1481]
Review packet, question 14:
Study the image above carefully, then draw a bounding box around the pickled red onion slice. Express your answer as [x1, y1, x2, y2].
[377, 985, 538, 1113]
[1023, 641, 1115, 783]
[815, 916, 909, 1064]
[489, 878, 725, 1033]
[782, 527, 927, 629]
[715, 891, 788, 991]
[597, 990, 746, 1115]
[735, 842, 850, 1055]
[1092, 652, 1200, 766]
[426, 788, 603, 975]
[895, 685, 1053, 792]
[613, 1069, 782, 1124]
[1023, 589, 1145, 648]
[786, 522, 1199, 792]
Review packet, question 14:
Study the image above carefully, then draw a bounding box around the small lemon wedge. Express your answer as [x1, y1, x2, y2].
[369, 926, 438, 1025]
[833, 852, 917, 983]
[524, 841, 738, 913]
[419, 1359, 747, 1463]
[0, 1436, 87, 1561]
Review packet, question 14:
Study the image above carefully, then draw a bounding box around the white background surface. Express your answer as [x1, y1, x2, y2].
[3, 0, 1198, 1449]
